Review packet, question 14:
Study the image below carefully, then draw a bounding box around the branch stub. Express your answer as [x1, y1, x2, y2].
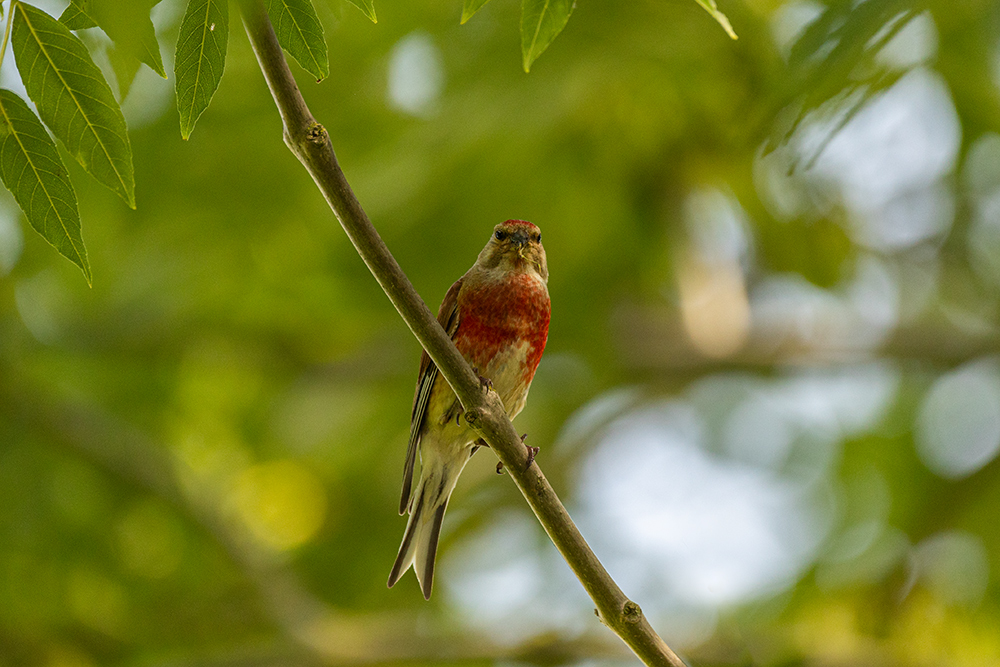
[308, 122, 326, 144]
[622, 600, 642, 624]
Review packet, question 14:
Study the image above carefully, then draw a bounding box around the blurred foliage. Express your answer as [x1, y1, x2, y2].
[2, 0, 1000, 666]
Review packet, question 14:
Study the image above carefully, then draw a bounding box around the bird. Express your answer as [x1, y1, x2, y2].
[387, 219, 551, 600]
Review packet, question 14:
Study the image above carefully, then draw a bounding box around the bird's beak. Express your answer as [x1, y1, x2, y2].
[511, 230, 529, 257]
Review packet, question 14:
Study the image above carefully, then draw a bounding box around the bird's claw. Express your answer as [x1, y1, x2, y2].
[520, 433, 539, 470]
[472, 367, 493, 392]
[524, 445, 539, 470]
[496, 434, 539, 474]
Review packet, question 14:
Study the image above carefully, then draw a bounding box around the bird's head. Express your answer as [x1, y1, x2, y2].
[475, 220, 548, 282]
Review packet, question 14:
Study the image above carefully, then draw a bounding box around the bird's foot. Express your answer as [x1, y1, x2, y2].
[472, 367, 493, 393]
[495, 434, 539, 474]
[521, 433, 539, 470]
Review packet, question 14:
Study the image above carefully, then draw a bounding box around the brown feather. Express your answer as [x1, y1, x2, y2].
[399, 277, 464, 515]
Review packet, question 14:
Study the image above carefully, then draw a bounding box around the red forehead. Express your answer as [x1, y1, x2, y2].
[500, 219, 538, 230]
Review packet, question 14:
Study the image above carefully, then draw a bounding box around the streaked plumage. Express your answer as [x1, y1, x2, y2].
[387, 220, 551, 599]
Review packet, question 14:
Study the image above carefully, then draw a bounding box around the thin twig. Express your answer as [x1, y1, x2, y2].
[237, 1, 687, 665]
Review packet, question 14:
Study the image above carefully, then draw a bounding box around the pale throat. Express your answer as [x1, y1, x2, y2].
[480, 254, 547, 286]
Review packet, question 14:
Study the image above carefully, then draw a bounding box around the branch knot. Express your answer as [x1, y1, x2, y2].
[307, 122, 327, 144]
[622, 600, 642, 624]
[463, 407, 485, 425]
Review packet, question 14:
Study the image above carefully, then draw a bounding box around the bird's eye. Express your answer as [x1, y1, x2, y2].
[535, 233, 541, 242]
[494, 230, 507, 241]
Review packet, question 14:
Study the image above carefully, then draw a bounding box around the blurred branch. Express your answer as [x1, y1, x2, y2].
[612, 302, 1000, 375]
[237, 1, 687, 665]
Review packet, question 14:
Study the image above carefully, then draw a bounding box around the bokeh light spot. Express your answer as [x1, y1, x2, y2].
[580, 400, 827, 607]
[0, 200, 22, 275]
[678, 254, 750, 358]
[49, 460, 110, 528]
[804, 68, 960, 252]
[914, 531, 990, 606]
[387, 32, 443, 117]
[14, 271, 62, 344]
[48, 646, 95, 667]
[47, 645, 95, 667]
[67, 567, 128, 638]
[231, 460, 328, 550]
[444, 511, 545, 644]
[116, 498, 185, 579]
[916, 359, 1000, 479]
[679, 189, 751, 358]
[965, 133, 1000, 289]
[875, 11, 938, 70]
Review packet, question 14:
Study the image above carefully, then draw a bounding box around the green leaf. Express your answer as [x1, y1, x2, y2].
[12, 2, 135, 208]
[344, 0, 376, 23]
[175, 0, 229, 140]
[84, 0, 166, 78]
[0, 90, 90, 284]
[265, 0, 329, 81]
[520, 0, 574, 73]
[57, 0, 166, 77]
[57, 0, 96, 29]
[461, 0, 492, 24]
[107, 44, 142, 102]
[693, 0, 738, 40]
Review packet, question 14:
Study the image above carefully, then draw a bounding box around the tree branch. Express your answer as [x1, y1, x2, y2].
[238, 2, 687, 665]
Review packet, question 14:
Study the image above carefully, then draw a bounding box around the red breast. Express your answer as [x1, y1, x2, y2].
[454, 273, 550, 377]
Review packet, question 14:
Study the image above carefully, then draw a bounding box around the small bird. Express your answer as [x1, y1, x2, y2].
[388, 219, 551, 599]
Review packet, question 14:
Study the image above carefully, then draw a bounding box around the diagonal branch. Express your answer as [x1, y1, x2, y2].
[237, 1, 687, 665]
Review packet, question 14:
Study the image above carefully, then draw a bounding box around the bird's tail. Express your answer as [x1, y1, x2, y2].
[387, 451, 466, 600]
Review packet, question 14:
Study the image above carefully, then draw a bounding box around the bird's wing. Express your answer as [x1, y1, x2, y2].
[399, 277, 464, 515]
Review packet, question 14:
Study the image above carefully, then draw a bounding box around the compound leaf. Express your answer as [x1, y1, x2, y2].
[345, 0, 376, 23]
[57, 0, 96, 29]
[462, 0, 493, 24]
[693, 0, 738, 40]
[265, 0, 329, 81]
[521, 0, 574, 73]
[0, 89, 89, 284]
[175, 0, 229, 139]
[12, 1, 135, 207]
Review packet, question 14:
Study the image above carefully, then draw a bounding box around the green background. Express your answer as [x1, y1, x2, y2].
[2, 0, 1000, 665]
